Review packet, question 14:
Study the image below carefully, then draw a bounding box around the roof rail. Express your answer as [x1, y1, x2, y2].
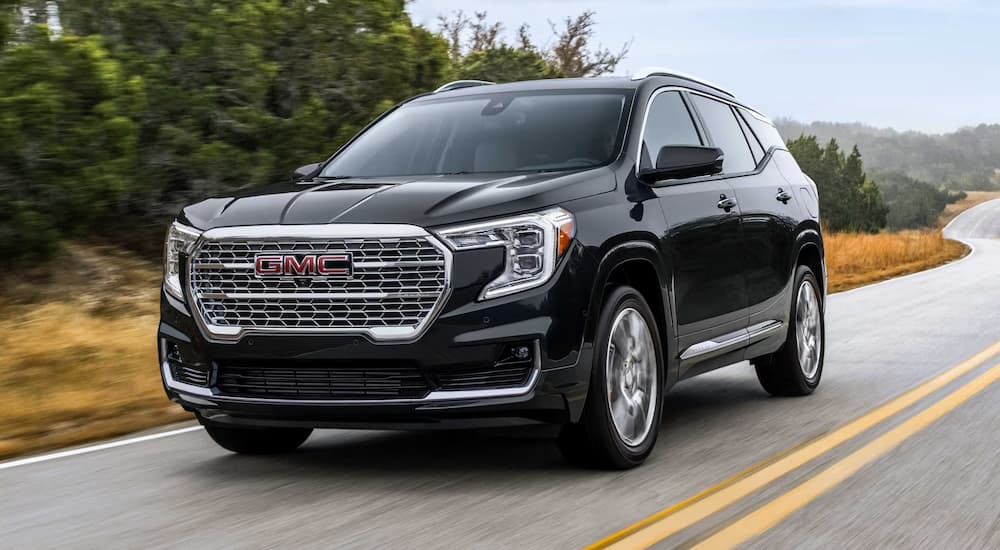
[630, 67, 735, 98]
[433, 80, 495, 93]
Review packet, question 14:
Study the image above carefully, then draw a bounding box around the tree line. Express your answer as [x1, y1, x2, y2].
[777, 119, 1000, 191]
[786, 136, 966, 232]
[0, 2, 976, 265]
[0, 2, 624, 263]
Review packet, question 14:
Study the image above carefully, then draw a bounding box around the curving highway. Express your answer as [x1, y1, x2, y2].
[4, 200, 1000, 549]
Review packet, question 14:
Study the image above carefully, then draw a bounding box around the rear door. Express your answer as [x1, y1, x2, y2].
[641, 90, 747, 363]
[732, 106, 798, 330]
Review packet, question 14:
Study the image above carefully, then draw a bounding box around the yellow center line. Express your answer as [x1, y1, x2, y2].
[587, 338, 1000, 550]
[693, 361, 1000, 549]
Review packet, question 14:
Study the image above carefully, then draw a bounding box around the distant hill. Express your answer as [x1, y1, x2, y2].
[775, 119, 1000, 190]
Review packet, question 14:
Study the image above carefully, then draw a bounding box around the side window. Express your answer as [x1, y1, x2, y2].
[740, 107, 786, 151]
[690, 95, 756, 174]
[736, 110, 765, 164]
[640, 91, 702, 170]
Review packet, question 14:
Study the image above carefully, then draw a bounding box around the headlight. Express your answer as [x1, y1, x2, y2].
[437, 208, 576, 300]
[163, 221, 202, 300]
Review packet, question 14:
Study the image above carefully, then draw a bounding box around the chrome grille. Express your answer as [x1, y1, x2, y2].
[188, 228, 450, 341]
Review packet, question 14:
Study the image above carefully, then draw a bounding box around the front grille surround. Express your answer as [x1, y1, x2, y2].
[185, 224, 452, 343]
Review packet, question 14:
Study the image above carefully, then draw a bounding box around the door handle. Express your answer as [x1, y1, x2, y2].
[717, 195, 738, 212]
[776, 189, 792, 204]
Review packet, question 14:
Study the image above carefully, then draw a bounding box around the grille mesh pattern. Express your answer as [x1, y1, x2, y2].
[216, 361, 431, 400]
[189, 237, 447, 333]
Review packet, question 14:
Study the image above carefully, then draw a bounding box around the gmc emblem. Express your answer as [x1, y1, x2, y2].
[254, 253, 353, 278]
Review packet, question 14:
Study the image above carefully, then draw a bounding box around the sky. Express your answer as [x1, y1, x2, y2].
[408, 0, 1000, 134]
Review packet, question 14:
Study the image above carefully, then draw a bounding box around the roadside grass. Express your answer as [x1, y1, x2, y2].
[824, 230, 968, 293]
[0, 245, 189, 460]
[0, 225, 972, 460]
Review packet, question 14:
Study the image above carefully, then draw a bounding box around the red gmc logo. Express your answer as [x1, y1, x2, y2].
[254, 254, 352, 278]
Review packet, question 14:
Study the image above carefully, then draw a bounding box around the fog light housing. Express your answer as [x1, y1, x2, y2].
[163, 340, 212, 388]
[499, 341, 535, 366]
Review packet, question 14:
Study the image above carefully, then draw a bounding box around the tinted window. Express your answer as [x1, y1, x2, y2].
[321, 92, 629, 178]
[740, 107, 785, 151]
[690, 95, 756, 174]
[640, 91, 702, 170]
[736, 110, 765, 164]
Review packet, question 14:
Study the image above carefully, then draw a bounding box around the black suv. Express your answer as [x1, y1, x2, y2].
[159, 70, 825, 468]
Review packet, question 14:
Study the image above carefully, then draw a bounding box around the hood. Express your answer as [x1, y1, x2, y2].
[179, 168, 616, 230]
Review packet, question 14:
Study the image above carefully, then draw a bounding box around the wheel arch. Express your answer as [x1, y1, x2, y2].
[586, 240, 677, 384]
[793, 228, 826, 297]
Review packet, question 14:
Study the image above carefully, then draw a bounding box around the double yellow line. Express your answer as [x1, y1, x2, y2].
[588, 339, 1000, 550]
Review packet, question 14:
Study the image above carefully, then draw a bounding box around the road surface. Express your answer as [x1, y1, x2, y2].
[4, 200, 1000, 549]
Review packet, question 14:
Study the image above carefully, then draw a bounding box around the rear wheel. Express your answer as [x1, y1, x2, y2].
[753, 265, 825, 396]
[204, 424, 313, 455]
[558, 286, 664, 469]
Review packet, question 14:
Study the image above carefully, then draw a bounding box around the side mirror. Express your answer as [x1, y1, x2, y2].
[292, 162, 322, 181]
[639, 146, 724, 184]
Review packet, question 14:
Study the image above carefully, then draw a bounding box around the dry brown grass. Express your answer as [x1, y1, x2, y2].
[0, 245, 190, 460]
[825, 230, 968, 293]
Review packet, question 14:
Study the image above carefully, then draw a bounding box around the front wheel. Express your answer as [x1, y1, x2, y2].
[558, 285, 664, 469]
[204, 424, 313, 455]
[752, 265, 825, 396]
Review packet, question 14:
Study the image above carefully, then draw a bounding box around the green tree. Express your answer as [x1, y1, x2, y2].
[438, 10, 628, 82]
[51, 0, 451, 240]
[776, 119, 1000, 190]
[877, 170, 963, 229]
[0, 1, 627, 263]
[0, 28, 142, 261]
[787, 136, 887, 232]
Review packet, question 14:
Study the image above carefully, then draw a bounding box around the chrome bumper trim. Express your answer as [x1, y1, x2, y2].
[162, 343, 542, 405]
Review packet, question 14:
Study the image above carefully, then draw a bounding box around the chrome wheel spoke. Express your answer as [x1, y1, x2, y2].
[606, 307, 658, 448]
[795, 280, 822, 380]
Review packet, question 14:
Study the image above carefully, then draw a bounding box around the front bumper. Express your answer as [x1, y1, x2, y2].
[158, 243, 596, 428]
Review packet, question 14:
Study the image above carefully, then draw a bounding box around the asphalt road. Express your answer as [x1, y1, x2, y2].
[4, 200, 1000, 549]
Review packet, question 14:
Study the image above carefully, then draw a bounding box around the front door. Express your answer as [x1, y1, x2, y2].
[638, 89, 748, 360]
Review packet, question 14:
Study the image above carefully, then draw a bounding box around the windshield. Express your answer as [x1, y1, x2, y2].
[320, 91, 630, 178]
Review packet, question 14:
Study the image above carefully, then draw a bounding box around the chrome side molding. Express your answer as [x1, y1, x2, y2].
[680, 320, 784, 361]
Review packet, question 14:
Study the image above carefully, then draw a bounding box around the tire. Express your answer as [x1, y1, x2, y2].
[558, 285, 664, 469]
[753, 265, 825, 396]
[204, 424, 313, 455]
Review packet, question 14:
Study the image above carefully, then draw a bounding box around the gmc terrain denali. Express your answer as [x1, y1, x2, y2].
[159, 69, 826, 468]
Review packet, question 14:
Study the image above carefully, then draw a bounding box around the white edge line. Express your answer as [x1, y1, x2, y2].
[942, 197, 1000, 236]
[0, 426, 203, 471]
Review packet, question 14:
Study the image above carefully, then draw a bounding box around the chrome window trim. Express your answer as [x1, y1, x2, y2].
[162, 342, 542, 404]
[185, 224, 453, 344]
[635, 86, 772, 180]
